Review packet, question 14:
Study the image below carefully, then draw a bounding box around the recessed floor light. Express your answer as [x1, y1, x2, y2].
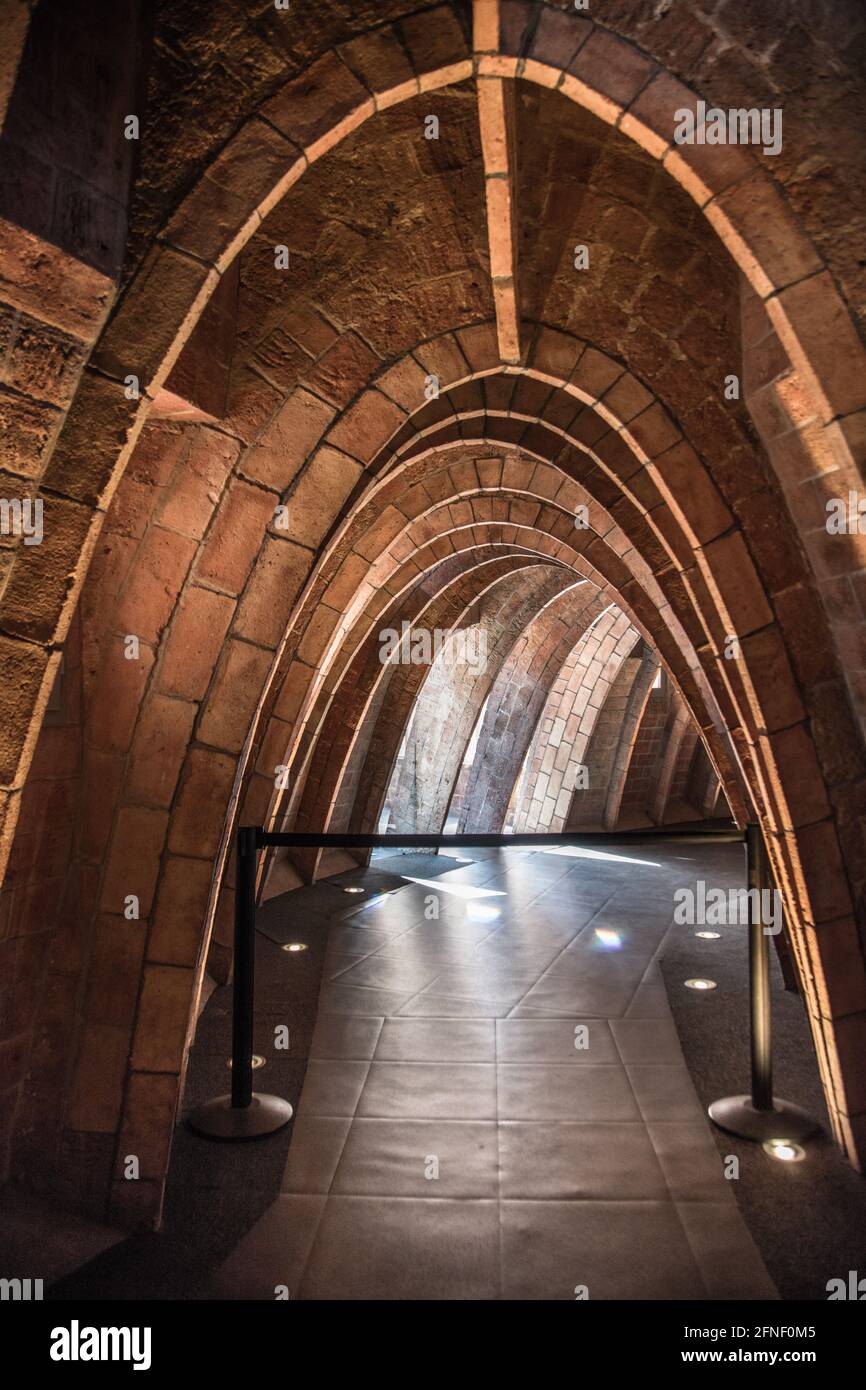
[695, 930, 721, 939]
[685, 977, 717, 990]
[343, 886, 365, 894]
[227, 1054, 265, 1070]
[763, 1138, 806, 1163]
[282, 942, 307, 953]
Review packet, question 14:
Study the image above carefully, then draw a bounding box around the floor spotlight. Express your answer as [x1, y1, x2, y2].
[343, 886, 365, 894]
[281, 942, 308, 953]
[227, 1054, 265, 1070]
[762, 1138, 806, 1163]
[684, 977, 717, 990]
[695, 930, 721, 939]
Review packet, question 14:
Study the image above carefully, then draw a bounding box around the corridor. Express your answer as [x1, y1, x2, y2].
[215, 843, 776, 1300]
[3, 0, 866, 1329]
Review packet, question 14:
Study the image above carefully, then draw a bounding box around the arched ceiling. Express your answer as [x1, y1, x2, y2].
[2, 0, 866, 1229]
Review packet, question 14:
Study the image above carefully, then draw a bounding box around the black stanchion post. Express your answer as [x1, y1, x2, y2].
[708, 822, 818, 1144]
[230, 824, 257, 1109]
[187, 826, 294, 1141]
[747, 822, 773, 1113]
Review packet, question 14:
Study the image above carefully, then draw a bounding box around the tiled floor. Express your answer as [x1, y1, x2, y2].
[214, 844, 777, 1300]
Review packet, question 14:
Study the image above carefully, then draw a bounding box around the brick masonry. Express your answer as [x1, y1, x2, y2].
[1, 1, 865, 1222]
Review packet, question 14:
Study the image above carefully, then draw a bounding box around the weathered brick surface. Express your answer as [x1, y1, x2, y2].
[4, 0, 866, 1219]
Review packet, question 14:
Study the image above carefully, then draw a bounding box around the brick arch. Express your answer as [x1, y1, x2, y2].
[52, 397, 861, 1223]
[646, 688, 693, 828]
[348, 378, 852, 926]
[3, 1, 864, 902]
[286, 556, 581, 880]
[597, 646, 664, 832]
[379, 568, 586, 838]
[458, 581, 608, 833]
[271, 487, 711, 880]
[239, 423, 741, 875]
[3, 6, 866, 1221]
[663, 709, 703, 825]
[569, 641, 661, 831]
[10, 349, 862, 1227]
[511, 607, 641, 832]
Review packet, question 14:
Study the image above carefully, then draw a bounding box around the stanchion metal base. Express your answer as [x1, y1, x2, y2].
[708, 1094, 819, 1143]
[186, 1093, 293, 1140]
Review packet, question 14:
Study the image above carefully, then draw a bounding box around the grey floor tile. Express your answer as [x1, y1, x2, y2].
[281, 1115, 352, 1195]
[500, 1200, 708, 1300]
[296, 1059, 371, 1118]
[417, 967, 539, 1007]
[373, 937, 479, 966]
[331, 954, 444, 992]
[497, 1064, 639, 1121]
[309, 1013, 383, 1061]
[624, 974, 672, 1018]
[496, 1018, 618, 1064]
[676, 1202, 778, 1300]
[648, 1121, 736, 1203]
[398, 993, 514, 1018]
[626, 1064, 707, 1122]
[358, 1061, 497, 1120]
[331, 1118, 498, 1197]
[375, 1017, 496, 1062]
[512, 977, 638, 1017]
[319, 983, 415, 1016]
[299, 1197, 500, 1300]
[612, 1017, 686, 1065]
[325, 926, 397, 956]
[500, 1121, 669, 1200]
[325, 952, 369, 980]
[399, 919, 502, 946]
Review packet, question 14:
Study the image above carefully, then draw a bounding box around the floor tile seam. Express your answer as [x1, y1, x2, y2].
[341, 1060, 632, 1068]
[290, 1052, 375, 1298]
[668, 1193, 725, 1300]
[612, 1008, 723, 1299]
[501, 891, 622, 1018]
[364, 905, 510, 1003]
[314, 1191, 710, 1203]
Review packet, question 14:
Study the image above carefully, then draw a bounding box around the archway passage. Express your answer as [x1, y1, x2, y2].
[0, 0, 864, 1262]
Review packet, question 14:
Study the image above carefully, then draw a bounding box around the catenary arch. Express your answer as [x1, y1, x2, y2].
[510, 607, 642, 834]
[259, 491, 716, 884]
[12, 324, 863, 1228]
[60, 441, 742, 1229]
[2, 3, 865, 895]
[385, 578, 610, 837]
[2, 5, 865, 1224]
[457, 585, 622, 834]
[332, 575, 610, 847]
[28, 375, 866, 1223]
